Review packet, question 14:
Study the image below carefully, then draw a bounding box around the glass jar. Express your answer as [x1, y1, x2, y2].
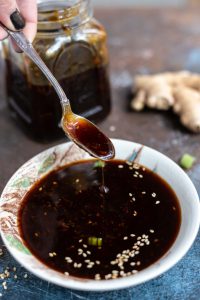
[3, 0, 111, 141]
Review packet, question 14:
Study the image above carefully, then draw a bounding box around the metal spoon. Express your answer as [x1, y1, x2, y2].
[0, 23, 115, 160]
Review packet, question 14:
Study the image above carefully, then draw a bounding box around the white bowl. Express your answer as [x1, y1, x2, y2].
[0, 139, 199, 291]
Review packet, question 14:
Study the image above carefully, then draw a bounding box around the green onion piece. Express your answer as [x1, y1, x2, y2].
[93, 160, 105, 168]
[88, 237, 102, 247]
[97, 238, 102, 247]
[88, 237, 98, 246]
[180, 154, 196, 169]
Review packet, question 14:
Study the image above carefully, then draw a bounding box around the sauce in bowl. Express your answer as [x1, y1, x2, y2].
[18, 159, 181, 280]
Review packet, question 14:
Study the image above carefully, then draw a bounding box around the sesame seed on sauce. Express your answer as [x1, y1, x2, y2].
[64, 272, 69, 276]
[118, 165, 124, 169]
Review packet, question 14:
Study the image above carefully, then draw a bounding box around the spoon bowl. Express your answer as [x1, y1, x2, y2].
[62, 106, 115, 160]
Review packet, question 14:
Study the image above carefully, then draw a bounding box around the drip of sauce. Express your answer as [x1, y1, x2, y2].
[18, 160, 181, 280]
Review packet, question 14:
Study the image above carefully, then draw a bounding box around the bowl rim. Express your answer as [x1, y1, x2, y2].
[0, 139, 200, 291]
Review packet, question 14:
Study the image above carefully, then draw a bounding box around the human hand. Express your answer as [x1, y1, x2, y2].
[0, 0, 37, 43]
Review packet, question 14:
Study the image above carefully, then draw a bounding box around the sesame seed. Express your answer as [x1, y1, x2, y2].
[24, 274, 28, 278]
[130, 262, 135, 266]
[87, 265, 93, 269]
[129, 193, 133, 197]
[155, 201, 160, 204]
[142, 191, 146, 194]
[105, 274, 112, 279]
[83, 253, 87, 257]
[95, 274, 101, 280]
[139, 175, 143, 178]
[118, 165, 124, 169]
[79, 239, 83, 243]
[150, 229, 154, 233]
[130, 234, 135, 237]
[64, 272, 69, 276]
[96, 261, 100, 265]
[75, 179, 80, 183]
[87, 251, 91, 255]
[83, 244, 87, 248]
[152, 193, 156, 197]
[123, 236, 128, 240]
[133, 211, 137, 216]
[13, 267, 16, 272]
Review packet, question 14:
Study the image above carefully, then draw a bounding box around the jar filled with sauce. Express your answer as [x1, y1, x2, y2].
[3, 0, 111, 141]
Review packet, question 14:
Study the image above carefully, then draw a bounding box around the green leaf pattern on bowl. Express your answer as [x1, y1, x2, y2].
[11, 177, 31, 189]
[38, 153, 56, 175]
[5, 234, 30, 255]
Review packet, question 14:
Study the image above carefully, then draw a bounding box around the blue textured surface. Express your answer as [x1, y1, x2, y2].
[0, 233, 199, 300]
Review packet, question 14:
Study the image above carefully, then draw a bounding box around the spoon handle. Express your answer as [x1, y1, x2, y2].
[0, 22, 70, 108]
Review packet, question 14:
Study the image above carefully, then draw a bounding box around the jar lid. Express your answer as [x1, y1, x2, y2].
[37, 0, 93, 31]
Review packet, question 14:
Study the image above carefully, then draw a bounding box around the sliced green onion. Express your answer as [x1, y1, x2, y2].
[179, 154, 196, 169]
[97, 238, 102, 247]
[88, 237, 102, 247]
[93, 160, 105, 168]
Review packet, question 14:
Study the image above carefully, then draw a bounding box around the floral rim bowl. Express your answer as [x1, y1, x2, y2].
[0, 139, 199, 291]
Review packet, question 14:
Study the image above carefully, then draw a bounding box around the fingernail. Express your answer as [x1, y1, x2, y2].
[10, 9, 25, 30]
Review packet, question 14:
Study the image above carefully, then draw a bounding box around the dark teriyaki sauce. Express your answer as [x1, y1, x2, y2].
[18, 160, 181, 280]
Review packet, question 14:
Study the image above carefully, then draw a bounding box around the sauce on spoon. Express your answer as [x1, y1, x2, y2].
[62, 106, 115, 160]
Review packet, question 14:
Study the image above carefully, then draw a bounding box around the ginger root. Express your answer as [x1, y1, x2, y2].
[131, 71, 200, 132]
